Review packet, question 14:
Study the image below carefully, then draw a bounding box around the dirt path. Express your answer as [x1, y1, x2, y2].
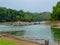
[0, 36, 41, 45]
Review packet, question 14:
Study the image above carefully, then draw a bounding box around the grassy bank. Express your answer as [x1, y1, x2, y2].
[48, 21, 60, 28]
[48, 21, 59, 25]
[0, 40, 16, 45]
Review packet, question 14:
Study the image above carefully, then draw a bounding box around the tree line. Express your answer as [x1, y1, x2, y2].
[0, 7, 50, 22]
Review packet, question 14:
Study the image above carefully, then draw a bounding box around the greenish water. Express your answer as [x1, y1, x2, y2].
[0, 25, 60, 45]
[51, 28, 60, 41]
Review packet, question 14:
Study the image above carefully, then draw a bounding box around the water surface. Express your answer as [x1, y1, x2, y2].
[0, 25, 59, 45]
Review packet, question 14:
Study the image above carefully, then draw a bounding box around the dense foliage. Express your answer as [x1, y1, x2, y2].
[0, 7, 50, 22]
[51, 2, 60, 20]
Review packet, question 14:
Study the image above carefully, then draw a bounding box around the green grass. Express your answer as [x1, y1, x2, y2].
[0, 40, 16, 45]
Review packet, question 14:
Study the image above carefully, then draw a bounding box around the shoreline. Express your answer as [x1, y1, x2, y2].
[0, 21, 49, 26]
[0, 35, 41, 45]
[0, 21, 41, 26]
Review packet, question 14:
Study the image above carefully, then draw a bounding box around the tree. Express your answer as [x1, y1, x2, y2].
[51, 2, 60, 20]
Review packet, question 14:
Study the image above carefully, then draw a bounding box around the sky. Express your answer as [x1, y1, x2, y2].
[0, 0, 60, 13]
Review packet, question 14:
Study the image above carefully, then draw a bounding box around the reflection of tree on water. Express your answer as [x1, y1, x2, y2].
[51, 28, 60, 45]
[0, 30, 25, 36]
[51, 28, 60, 40]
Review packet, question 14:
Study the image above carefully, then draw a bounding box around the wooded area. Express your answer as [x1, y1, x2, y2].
[51, 2, 60, 21]
[0, 7, 50, 22]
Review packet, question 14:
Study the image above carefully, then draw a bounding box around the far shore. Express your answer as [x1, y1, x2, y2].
[0, 21, 47, 26]
[1, 21, 60, 28]
[0, 35, 41, 45]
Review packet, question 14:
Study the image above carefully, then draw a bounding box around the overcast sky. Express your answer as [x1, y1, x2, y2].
[0, 0, 60, 12]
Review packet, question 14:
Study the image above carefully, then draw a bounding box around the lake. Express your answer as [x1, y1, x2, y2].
[0, 25, 59, 45]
